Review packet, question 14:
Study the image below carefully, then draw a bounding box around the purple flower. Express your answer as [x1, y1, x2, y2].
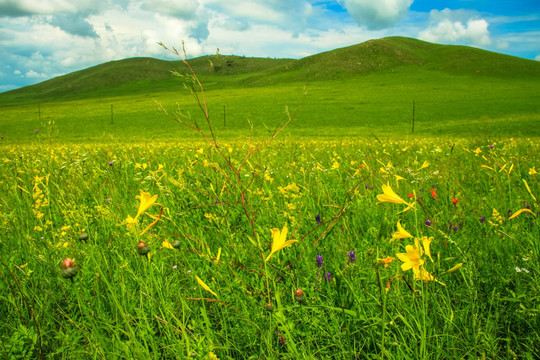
[108, 161, 114, 166]
[325, 272, 332, 283]
[453, 226, 459, 232]
[480, 216, 486, 223]
[316, 254, 323, 268]
[448, 221, 453, 231]
[348, 251, 356, 263]
[425, 219, 432, 226]
[34, 129, 39, 133]
[490, 144, 494, 149]
[315, 214, 321, 225]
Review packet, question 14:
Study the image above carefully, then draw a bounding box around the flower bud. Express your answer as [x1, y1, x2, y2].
[294, 288, 305, 303]
[264, 302, 274, 312]
[172, 240, 181, 249]
[137, 241, 150, 255]
[61, 258, 79, 279]
[79, 232, 89, 241]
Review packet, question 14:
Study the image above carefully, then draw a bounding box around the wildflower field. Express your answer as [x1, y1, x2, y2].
[1, 130, 538, 359]
[1, 46, 539, 359]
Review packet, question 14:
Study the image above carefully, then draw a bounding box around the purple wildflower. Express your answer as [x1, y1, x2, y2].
[490, 144, 494, 149]
[108, 161, 114, 166]
[348, 251, 356, 263]
[480, 216, 486, 223]
[448, 221, 453, 231]
[316, 255, 323, 268]
[425, 219, 432, 226]
[315, 214, 321, 225]
[34, 129, 39, 133]
[325, 272, 332, 283]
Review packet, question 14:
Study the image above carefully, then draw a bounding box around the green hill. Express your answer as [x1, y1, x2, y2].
[1, 36, 539, 105]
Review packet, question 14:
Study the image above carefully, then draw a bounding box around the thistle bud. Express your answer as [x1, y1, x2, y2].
[61, 258, 79, 279]
[137, 241, 150, 256]
[294, 288, 305, 303]
[79, 232, 89, 241]
[264, 302, 274, 312]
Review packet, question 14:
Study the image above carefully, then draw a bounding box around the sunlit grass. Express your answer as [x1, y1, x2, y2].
[1, 133, 538, 358]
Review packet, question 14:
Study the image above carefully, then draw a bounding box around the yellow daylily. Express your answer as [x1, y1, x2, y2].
[394, 174, 406, 187]
[420, 236, 434, 263]
[135, 190, 158, 220]
[390, 220, 413, 242]
[418, 161, 430, 170]
[377, 183, 415, 212]
[196, 276, 218, 297]
[265, 224, 298, 262]
[396, 239, 424, 273]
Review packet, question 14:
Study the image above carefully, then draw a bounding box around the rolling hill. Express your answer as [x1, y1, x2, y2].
[1, 36, 539, 105]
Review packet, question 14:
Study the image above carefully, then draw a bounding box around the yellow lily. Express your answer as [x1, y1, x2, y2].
[390, 220, 413, 242]
[418, 161, 429, 170]
[265, 224, 298, 262]
[135, 190, 158, 220]
[396, 238, 424, 273]
[196, 276, 218, 297]
[420, 236, 434, 263]
[377, 183, 415, 211]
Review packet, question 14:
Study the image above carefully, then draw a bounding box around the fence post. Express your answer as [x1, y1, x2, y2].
[411, 101, 415, 133]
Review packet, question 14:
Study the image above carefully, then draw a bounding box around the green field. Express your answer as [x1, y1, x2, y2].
[0, 37, 539, 359]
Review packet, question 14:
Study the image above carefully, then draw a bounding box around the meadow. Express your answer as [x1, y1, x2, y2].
[1, 38, 539, 359]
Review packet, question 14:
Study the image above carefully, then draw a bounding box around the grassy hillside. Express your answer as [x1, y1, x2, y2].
[0, 37, 539, 143]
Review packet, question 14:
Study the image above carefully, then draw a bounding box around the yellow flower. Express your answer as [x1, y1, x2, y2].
[161, 240, 174, 250]
[265, 224, 298, 262]
[396, 239, 424, 273]
[418, 160, 429, 170]
[135, 190, 158, 219]
[196, 276, 218, 298]
[394, 174, 406, 186]
[529, 167, 537, 175]
[208, 351, 219, 360]
[376, 183, 415, 211]
[420, 236, 434, 263]
[390, 220, 413, 242]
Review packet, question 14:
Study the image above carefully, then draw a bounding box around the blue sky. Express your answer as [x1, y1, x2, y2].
[1, 0, 539, 92]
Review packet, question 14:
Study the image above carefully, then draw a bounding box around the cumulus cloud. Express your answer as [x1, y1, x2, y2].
[140, 0, 200, 19]
[338, 0, 413, 30]
[419, 9, 492, 46]
[50, 14, 99, 37]
[535, 54, 540, 61]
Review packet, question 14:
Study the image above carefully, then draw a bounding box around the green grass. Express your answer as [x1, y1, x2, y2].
[0, 36, 540, 359]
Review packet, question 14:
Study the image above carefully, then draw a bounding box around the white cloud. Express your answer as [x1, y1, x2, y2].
[25, 69, 48, 78]
[535, 54, 540, 61]
[338, 0, 413, 30]
[419, 9, 491, 47]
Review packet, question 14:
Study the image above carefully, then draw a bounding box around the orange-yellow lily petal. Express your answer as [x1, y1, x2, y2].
[378, 256, 395, 268]
[508, 208, 536, 220]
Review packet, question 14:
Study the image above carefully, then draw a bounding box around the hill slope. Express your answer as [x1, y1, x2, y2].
[1, 36, 539, 105]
